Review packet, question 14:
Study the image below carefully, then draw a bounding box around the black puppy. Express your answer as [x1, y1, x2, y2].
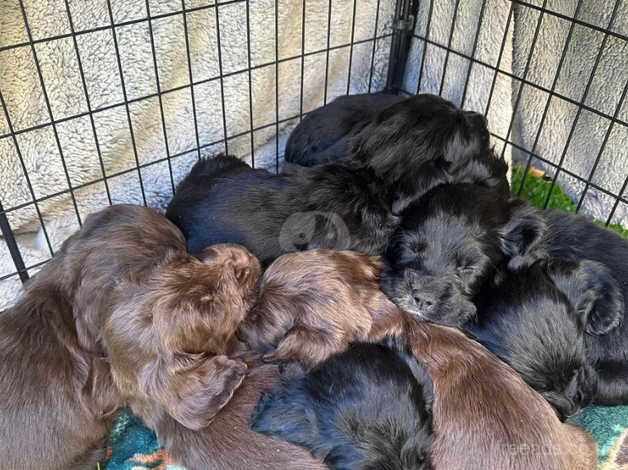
[285, 93, 404, 166]
[286, 93, 509, 214]
[539, 212, 627, 405]
[251, 341, 434, 470]
[466, 260, 600, 419]
[166, 156, 396, 264]
[380, 183, 544, 326]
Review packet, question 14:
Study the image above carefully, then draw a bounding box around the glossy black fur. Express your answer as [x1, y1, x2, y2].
[380, 183, 545, 326]
[540, 211, 627, 405]
[284, 93, 405, 166]
[251, 341, 434, 470]
[166, 156, 396, 265]
[467, 261, 598, 419]
[286, 93, 509, 214]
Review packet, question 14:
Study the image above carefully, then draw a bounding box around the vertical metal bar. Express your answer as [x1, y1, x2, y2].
[245, 0, 255, 167]
[0, 90, 54, 256]
[181, 0, 203, 161]
[498, 0, 549, 162]
[213, 3, 230, 156]
[460, 0, 487, 107]
[145, 0, 176, 194]
[438, 0, 462, 96]
[542, 0, 621, 208]
[0, 202, 28, 282]
[386, 0, 417, 94]
[516, 0, 584, 196]
[605, 176, 627, 226]
[105, 0, 147, 206]
[63, 0, 113, 206]
[323, 0, 333, 105]
[345, 0, 358, 95]
[299, 0, 307, 120]
[275, 0, 280, 172]
[483, 2, 515, 115]
[575, 79, 628, 212]
[415, 0, 433, 93]
[367, 0, 382, 93]
[18, 0, 83, 225]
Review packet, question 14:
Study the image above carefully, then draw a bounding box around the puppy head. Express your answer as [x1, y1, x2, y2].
[471, 264, 597, 420]
[104, 244, 261, 430]
[350, 94, 506, 213]
[381, 186, 548, 326]
[381, 185, 508, 326]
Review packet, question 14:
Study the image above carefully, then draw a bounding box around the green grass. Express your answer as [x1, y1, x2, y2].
[511, 166, 628, 238]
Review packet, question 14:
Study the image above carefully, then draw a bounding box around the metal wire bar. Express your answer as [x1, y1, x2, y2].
[0, 201, 28, 282]
[18, 0, 83, 226]
[181, 0, 203, 161]
[299, 0, 307, 119]
[105, 0, 147, 206]
[415, 0, 433, 93]
[367, 0, 382, 93]
[459, 0, 487, 107]
[213, 3, 230, 156]
[323, 0, 333, 105]
[438, 0, 462, 96]
[146, 0, 176, 194]
[63, 0, 113, 206]
[483, 2, 515, 115]
[346, 0, 358, 95]
[245, 0, 255, 167]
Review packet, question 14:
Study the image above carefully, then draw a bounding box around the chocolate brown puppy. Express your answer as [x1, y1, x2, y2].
[0, 204, 260, 469]
[104, 275, 325, 469]
[238, 249, 596, 469]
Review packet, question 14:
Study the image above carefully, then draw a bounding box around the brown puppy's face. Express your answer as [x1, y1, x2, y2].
[104, 243, 261, 430]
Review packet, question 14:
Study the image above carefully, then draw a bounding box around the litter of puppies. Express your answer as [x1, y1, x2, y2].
[2, 93, 625, 469]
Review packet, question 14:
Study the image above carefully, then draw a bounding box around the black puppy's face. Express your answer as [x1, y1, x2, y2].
[382, 211, 496, 326]
[352, 94, 507, 213]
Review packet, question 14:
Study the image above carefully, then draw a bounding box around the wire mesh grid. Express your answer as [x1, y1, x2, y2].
[0, 0, 626, 307]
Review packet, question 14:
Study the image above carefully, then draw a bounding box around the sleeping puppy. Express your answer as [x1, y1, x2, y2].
[0, 204, 260, 469]
[103, 273, 324, 469]
[380, 183, 544, 326]
[251, 341, 434, 470]
[237, 249, 597, 469]
[284, 92, 405, 166]
[467, 260, 599, 419]
[237, 250, 401, 367]
[285, 93, 509, 213]
[536, 211, 628, 405]
[166, 155, 397, 265]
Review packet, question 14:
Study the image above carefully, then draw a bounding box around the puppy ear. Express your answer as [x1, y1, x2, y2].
[164, 354, 247, 430]
[546, 259, 624, 336]
[195, 244, 260, 286]
[499, 205, 547, 270]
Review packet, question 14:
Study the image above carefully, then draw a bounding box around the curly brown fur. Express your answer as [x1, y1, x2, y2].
[238, 249, 596, 469]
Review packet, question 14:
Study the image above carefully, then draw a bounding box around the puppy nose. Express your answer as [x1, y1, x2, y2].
[412, 290, 435, 311]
